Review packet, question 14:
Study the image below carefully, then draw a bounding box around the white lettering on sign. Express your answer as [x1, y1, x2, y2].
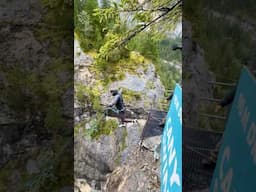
[166, 117, 180, 187]
[173, 94, 182, 125]
[237, 93, 256, 164]
[178, 107, 182, 125]
[163, 170, 168, 192]
[162, 117, 181, 189]
[168, 136, 175, 165]
[170, 158, 180, 186]
[238, 94, 245, 119]
[247, 122, 256, 146]
[220, 146, 230, 180]
[213, 146, 233, 192]
[252, 142, 256, 163]
[221, 168, 233, 192]
[161, 89, 181, 191]
[174, 95, 179, 111]
[247, 122, 256, 164]
[238, 93, 250, 131]
[242, 107, 250, 132]
[213, 179, 218, 192]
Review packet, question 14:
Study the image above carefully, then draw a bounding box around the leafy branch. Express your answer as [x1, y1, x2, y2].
[119, 0, 182, 47]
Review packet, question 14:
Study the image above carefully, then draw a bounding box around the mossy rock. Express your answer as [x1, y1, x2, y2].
[130, 51, 145, 64]
[86, 50, 97, 58]
[122, 88, 142, 103]
[84, 116, 119, 140]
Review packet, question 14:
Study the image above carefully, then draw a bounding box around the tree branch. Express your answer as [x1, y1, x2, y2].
[118, 0, 182, 47]
[119, 6, 174, 13]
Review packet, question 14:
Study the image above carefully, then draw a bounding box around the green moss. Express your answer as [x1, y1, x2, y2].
[129, 51, 145, 64]
[114, 128, 127, 165]
[146, 81, 155, 89]
[122, 88, 142, 103]
[74, 120, 87, 136]
[84, 116, 119, 140]
[121, 128, 128, 151]
[114, 154, 121, 165]
[86, 50, 98, 58]
[75, 83, 103, 113]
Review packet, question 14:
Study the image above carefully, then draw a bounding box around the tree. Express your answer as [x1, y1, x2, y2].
[74, 0, 181, 68]
[93, 0, 182, 62]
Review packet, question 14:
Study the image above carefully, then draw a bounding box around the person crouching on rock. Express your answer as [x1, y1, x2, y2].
[107, 89, 126, 126]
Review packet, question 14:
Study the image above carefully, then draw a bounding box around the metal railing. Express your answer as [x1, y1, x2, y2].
[207, 81, 236, 87]
[199, 97, 222, 103]
[199, 113, 226, 120]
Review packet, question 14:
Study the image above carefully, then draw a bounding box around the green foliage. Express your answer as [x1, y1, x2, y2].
[185, 0, 254, 82]
[38, 0, 73, 50]
[115, 127, 128, 165]
[185, 0, 255, 93]
[82, 115, 119, 140]
[122, 88, 142, 103]
[95, 32, 123, 70]
[77, 11, 93, 34]
[159, 37, 182, 62]
[75, 83, 102, 113]
[127, 32, 160, 62]
[146, 81, 156, 89]
[121, 128, 128, 151]
[184, 0, 256, 130]
[203, 0, 256, 20]
[154, 36, 182, 90]
[75, 0, 181, 75]
[129, 51, 145, 64]
[44, 102, 64, 130]
[75, 0, 116, 52]
[155, 60, 181, 90]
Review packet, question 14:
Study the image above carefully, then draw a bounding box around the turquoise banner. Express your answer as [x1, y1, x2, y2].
[160, 84, 182, 192]
[210, 67, 256, 192]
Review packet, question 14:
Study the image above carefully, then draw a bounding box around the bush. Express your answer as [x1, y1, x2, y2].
[127, 32, 160, 63]
[122, 88, 142, 103]
[75, 83, 102, 114]
[84, 115, 119, 140]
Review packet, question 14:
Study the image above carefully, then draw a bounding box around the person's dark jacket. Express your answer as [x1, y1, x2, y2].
[109, 91, 125, 111]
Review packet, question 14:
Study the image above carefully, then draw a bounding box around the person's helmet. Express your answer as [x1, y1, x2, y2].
[110, 89, 118, 96]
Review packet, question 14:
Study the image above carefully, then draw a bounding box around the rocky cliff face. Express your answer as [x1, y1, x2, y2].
[183, 20, 215, 130]
[0, 0, 44, 173]
[0, 1, 73, 191]
[74, 39, 165, 192]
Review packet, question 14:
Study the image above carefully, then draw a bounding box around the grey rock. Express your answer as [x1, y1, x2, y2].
[183, 20, 215, 130]
[74, 38, 165, 192]
[62, 87, 74, 118]
[140, 136, 161, 152]
[0, 0, 42, 25]
[8, 170, 21, 189]
[75, 133, 117, 187]
[26, 159, 40, 175]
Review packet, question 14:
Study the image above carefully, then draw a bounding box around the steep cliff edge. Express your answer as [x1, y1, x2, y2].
[74, 39, 165, 192]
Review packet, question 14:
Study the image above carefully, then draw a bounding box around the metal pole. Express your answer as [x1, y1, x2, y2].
[183, 126, 224, 134]
[207, 81, 236, 87]
[199, 97, 222, 103]
[200, 113, 226, 120]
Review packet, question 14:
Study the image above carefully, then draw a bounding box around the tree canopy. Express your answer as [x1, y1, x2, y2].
[75, 0, 182, 69]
